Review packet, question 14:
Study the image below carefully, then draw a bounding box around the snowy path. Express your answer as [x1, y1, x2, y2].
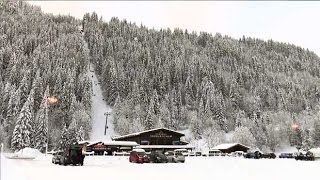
[88, 63, 116, 141]
[4, 155, 320, 180]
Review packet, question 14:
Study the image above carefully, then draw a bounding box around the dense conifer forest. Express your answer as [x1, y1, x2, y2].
[1, 1, 320, 152]
[0, 1, 92, 152]
[83, 13, 320, 151]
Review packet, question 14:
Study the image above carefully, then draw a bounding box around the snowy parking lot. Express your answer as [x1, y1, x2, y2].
[2, 155, 320, 180]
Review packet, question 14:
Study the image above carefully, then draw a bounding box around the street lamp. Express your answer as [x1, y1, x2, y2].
[104, 112, 111, 135]
[46, 96, 58, 155]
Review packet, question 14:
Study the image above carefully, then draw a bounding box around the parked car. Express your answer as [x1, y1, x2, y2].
[52, 151, 63, 164]
[148, 151, 168, 163]
[59, 145, 85, 166]
[244, 151, 262, 159]
[195, 151, 202, 156]
[230, 151, 244, 157]
[295, 151, 314, 161]
[261, 153, 276, 159]
[165, 151, 185, 163]
[279, 153, 294, 159]
[129, 149, 150, 163]
[174, 149, 189, 156]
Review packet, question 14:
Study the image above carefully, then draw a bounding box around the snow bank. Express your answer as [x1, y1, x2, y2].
[6, 147, 42, 159]
[15, 147, 42, 158]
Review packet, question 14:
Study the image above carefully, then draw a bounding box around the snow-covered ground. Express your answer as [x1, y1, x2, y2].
[88, 63, 116, 141]
[3, 155, 320, 180]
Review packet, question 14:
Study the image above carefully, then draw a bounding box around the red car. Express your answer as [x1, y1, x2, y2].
[129, 149, 150, 163]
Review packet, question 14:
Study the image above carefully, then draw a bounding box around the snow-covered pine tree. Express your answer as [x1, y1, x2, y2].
[34, 88, 49, 153]
[68, 119, 79, 145]
[302, 129, 312, 151]
[11, 90, 34, 151]
[312, 121, 320, 147]
[18, 73, 31, 108]
[232, 126, 256, 148]
[203, 127, 223, 149]
[31, 69, 43, 111]
[145, 97, 156, 130]
[59, 124, 69, 150]
[70, 103, 91, 140]
[76, 126, 85, 142]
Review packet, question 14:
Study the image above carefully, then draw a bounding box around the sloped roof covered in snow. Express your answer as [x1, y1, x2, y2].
[87, 141, 139, 147]
[212, 143, 250, 150]
[112, 128, 185, 140]
[78, 141, 90, 145]
[136, 145, 194, 149]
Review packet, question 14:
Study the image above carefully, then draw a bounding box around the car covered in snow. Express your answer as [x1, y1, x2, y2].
[165, 151, 185, 163]
[174, 149, 189, 156]
[129, 149, 150, 163]
[148, 151, 168, 163]
[279, 153, 294, 159]
[229, 151, 245, 157]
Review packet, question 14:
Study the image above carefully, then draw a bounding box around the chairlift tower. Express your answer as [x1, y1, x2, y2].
[104, 112, 111, 135]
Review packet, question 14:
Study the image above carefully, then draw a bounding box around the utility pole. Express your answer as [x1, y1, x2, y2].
[104, 112, 111, 135]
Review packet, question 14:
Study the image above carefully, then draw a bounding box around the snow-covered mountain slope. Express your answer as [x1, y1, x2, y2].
[88, 64, 117, 141]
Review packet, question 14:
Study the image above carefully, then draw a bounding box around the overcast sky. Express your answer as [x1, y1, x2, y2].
[28, 1, 320, 56]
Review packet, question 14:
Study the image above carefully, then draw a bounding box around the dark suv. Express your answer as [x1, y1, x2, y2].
[261, 153, 276, 159]
[148, 151, 168, 163]
[129, 149, 150, 163]
[59, 145, 85, 166]
[52, 151, 63, 164]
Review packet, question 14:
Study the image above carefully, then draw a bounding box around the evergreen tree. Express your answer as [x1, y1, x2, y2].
[145, 97, 156, 130]
[34, 91, 49, 153]
[11, 91, 33, 151]
[312, 121, 320, 147]
[232, 126, 256, 148]
[59, 124, 69, 150]
[76, 126, 85, 142]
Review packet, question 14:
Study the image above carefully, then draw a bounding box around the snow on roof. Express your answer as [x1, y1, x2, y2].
[132, 148, 145, 152]
[212, 143, 250, 150]
[136, 145, 194, 149]
[102, 141, 139, 146]
[87, 140, 138, 147]
[78, 140, 90, 144]
[112, 128, 185, 140]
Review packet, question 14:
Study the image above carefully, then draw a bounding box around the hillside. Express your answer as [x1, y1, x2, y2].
[83, 13, 320, 151]
[0, 1, 92, 152]
[1, 1, 320, 153]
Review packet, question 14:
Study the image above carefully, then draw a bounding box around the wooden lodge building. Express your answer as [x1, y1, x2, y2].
[112, 128, 194, 152]
[212, 143, 250, 153]
[84, 141, 139, 155]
